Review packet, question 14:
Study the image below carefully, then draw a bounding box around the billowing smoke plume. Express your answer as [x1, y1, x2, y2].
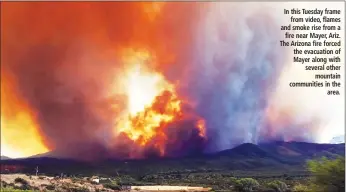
[1, 2, 321, 160]
[177, 3, 321, 152]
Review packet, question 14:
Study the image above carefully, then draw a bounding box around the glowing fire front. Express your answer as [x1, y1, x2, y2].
[1, 1, 208, 160]
[1, 73, 49, 158]
[115, 49, 206, 157]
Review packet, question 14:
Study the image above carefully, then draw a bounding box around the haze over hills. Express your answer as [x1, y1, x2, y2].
[1, 141, 344, 177]
[330, 135, 345, 144]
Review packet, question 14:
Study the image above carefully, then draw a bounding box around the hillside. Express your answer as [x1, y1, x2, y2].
[0, 156, 11, 160]
[1, 142, 344, 177]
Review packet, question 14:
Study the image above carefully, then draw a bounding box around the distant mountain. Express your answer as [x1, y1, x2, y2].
[259, 141, 344, 156]
[30, 151, 60, 159]
[216, 143, 271, 158]
[0, 155, 11, 160]
[1, 142, 344, 176]
[211, 141, 344, 166]
[330, 135, 345, 144]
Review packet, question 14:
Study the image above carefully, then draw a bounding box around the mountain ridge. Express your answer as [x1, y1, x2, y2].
[0, 156, 11, 160]
[3, 141, 345, 162]
[1, 141, 344, 176]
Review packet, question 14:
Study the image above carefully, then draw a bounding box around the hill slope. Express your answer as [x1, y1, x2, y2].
[1, 142, 344, 176]
[0, 156, 11, 160]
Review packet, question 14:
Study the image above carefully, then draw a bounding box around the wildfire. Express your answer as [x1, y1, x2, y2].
[196, 119, 206, 137]
[114, 49, 187, 156]
[118, 50, 181, 155]
[124, 51, 171, 116]
[1, 73, 49, 158]
[142, 2, 165, 21]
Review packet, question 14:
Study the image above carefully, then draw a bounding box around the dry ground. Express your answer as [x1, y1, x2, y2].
[130, 186, 211, 191]
[0, 174, 112, 191]
[0, 174, 211, 192]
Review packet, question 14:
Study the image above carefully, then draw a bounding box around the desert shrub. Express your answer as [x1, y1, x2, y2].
[14, 177, 29, 186]
[45, 184, 55, 190]
[60, 183, 75, 191]
[141, 174, 164, 184]
[258, 188, 276, 192]
[71, 178, 79, 183]
[1, 180, 8, 188]
[307, 156, 345, 192]
[234, 178, 260, 192]
[266, 180, 288, 192]
[31, 186, 40, 191]
[99, 178, 112, 184]
[7, 182, 15, 187]
[292, 184, 310, 192]
[285, 176, 293, 181]
[14, 184, 32, 190]
[228, 177, 238, 184]
[0, 186, 34, 192]
[103, 183, 120, 190]
[70, 187, 90, 192]
[12, 177, 33, 191]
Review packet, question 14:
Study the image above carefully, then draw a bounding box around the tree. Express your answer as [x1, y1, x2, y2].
[234, 178, 260, 192]
[307, 156, 345, 192]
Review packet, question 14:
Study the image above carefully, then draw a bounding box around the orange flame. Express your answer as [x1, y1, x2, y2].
[142, 2, 165, 22]
[1, 72, 49, 158]
[114, 49, 193, 156]
[1, 2, 206, 159]
[196, 119, 206, 137]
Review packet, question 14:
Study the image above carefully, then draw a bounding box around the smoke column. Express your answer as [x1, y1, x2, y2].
[1, 2, 327, 159]
[179, 3, 322, 152]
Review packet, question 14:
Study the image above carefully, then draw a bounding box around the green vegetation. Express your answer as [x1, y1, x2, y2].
[103, 182, 121, 190]
[0, 142, 344, 192]
[0, 187, 38, 192]
[307, 156, 345, 192]
[1, 181, 38, 192]
[292, 184, 310, 192]
[265, 180, 288, 192]
[233, 178, 259, 192]
[102, 179, 121, 190]
[2, 156, 343, 191]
